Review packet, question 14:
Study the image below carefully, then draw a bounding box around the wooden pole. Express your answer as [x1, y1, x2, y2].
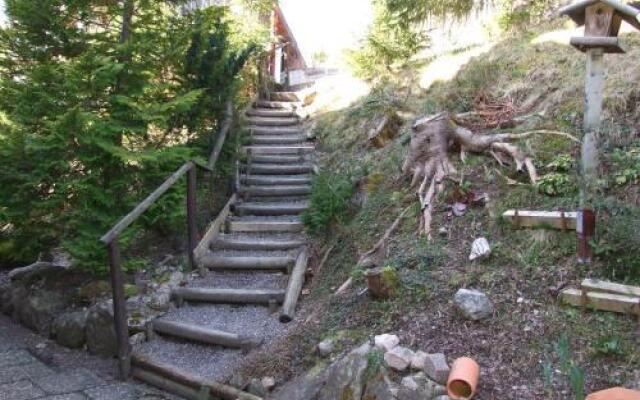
[280, 248, 308, 323]
[187, 165, 198, 271]
[578, 47, 604, 264]
[107, 241, 131, 379]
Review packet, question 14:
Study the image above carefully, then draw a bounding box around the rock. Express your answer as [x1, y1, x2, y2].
[0, 282, 14, 315]
[351, 341, 372, 356]
[423, 353, 450, 385]
[53, 310, 88, 349]
[129, 332, 146, 346]
[454, 288, 494, 321]
[17, 290, 70, 335]
[401, 375, 420, 390]
[397, 372, 447, 400]
[469, 237, 491, 261]
[434, 396, 452, 400]
[411, 350, 428, 370]
[384, 346, 414, 371]
[374, 334, 399, 351]
[8, 261, 61, 282]
[3, 285, 27, 316]
[438, 227, 448, 237]
[78, 280, 111, 303]
[248, 378, 267, 397]
[261, 376, 276, 391]
[319, 352, 369, 400]
[363, 371, 397, 400]
[86, 301, 118, 357]
[317, 338, 335, 357]
[148, 286, 171, 311]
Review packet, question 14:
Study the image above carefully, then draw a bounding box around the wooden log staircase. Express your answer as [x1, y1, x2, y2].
[101, 90, 316, 400]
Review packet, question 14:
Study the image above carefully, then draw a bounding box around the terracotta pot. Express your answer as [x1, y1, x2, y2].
[586, 387, 640, 400]
[447, 357, 480, 399]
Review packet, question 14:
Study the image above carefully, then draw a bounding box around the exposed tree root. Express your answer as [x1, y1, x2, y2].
[403, 112, 579, 238]
[357, 205, 412, 269]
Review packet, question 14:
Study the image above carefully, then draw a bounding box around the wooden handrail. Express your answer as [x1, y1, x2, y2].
[101, 103, 236, 380]
[101, 161, 194, 244]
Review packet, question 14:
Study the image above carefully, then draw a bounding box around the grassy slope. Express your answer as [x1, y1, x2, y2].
[240, 26, 640, 399]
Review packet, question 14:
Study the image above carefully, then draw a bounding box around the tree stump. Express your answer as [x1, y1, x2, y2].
[364, 267, 399, 299]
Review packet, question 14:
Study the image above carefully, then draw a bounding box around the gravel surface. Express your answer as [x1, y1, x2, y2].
[208, 250, 295, 258]
[230, 216, 302, 222]
[189, 271, 288, 290]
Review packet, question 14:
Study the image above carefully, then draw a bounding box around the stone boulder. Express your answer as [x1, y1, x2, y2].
[319, 352, 369, 400]
[384, 346, 414, 371]
[86, 301, 118, 357]
[2, 284, 27, 317]
[362, 371, 397, 400]
[17, 290, 70, 335]
[52, 310, 88, 349]
[374, 334, 399, 351]
[396, 372, 447, 400]
[454, 288, 494, 321]
[317, 338, 335, 358]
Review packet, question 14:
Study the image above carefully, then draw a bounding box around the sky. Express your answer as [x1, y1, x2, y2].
[0, 0, 5, 27]
[279, 0, 373, 65]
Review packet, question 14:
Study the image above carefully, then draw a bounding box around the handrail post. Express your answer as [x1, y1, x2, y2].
[107, 241, 131, 379]
[187, 163, 198, 270]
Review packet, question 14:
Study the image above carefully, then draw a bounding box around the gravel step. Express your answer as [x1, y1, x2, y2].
[253, 100, 299, 109]
[239, 184, 311, 197]
[213, 233, 306, 251]
[173, 288, 286, 305]
[243, 163, 313, 175]
[242, 174, 312, 186]
[250, 134, 307, 145]
[228, 216, 304, 233]
[152, 320, 254, 349]
[250, 155, 309, 164]
[199, 253, 294, 271]
[188, 270, 288, 290]
[246, 108, 297, 118]
[247, 116, 299, 127]
[248, 125, 303, 135]
[234, 201, 309, 216]
[244, 145, 315, 155]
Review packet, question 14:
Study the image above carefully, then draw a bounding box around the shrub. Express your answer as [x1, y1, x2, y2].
[302, 173, 354, 235]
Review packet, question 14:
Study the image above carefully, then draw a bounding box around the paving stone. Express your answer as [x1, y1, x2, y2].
[33, 370, 102, 395]
[0, 366, 29, 384]
[41, 394, 88, 400]
[20, 362, 57, 380]
[84, 383, 139, 400]
[0, 379, 46, 400]
[0, 349, 38, 368]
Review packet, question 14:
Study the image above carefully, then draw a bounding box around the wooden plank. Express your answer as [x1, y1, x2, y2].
[581, 279, 640, 298]
[101, 162, 194, 244]
[132, 353, 262, 400]
[560, 288, 640, 315]
[503, 210, 577, 230]
[280, 248, 309, 323]
[193, 194, 236, 268]
[132, 368, 201, 400]
[570, 36, 624, 53]
[152, 320, 253, 349]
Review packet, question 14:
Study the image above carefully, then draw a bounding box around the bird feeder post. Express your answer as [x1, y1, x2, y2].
[559, 0, 640, 264]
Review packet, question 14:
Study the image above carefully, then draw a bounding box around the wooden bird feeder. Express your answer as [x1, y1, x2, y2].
[560, 0, 640, 53]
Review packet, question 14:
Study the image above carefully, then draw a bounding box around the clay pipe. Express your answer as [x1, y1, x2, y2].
[447, 357, 480, 399]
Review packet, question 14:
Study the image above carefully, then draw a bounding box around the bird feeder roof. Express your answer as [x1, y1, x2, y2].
[559, 0, 640, 30]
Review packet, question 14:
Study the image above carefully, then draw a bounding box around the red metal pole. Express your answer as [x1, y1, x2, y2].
[577, 209, 596, 264]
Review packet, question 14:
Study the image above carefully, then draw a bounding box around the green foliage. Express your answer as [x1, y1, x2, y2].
[551, 334, 586, 400]
[498, 0, 556, 32]
[302, 172, 354, 235]
[0, 1, 266, 272]
[348, 3, 427, 84]
[611, 144, 640, 186]
[593, 336, 626, 358]
[381, 0, 475, 23]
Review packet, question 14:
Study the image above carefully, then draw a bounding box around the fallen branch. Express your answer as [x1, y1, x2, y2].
[357, 205, 413, 268]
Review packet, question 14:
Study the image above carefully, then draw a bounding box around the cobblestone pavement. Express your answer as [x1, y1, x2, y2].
[0, 315, 177, 400]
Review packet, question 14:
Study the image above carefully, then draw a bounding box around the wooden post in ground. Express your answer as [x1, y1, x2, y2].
[107, 241, 131, 379]
[187, 164, 198, 271]
[559, 0, 640, 264]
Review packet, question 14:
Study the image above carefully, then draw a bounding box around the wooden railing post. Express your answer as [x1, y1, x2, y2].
[187, 163, 198, 270]
[107, 241, 131, 379]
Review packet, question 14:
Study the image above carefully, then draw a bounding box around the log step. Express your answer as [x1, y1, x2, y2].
[249, 126, 303, 135]
[247, 117, 299, 127]
[228, 217, 304, 233]
[173, 287, 286, 305]
[152, 320, 254, 349]
[200, 254, 294, 271]
[131, 353, 262, 400]
[213, 233, 306, 251]
[242, 174, 312, 186]
[234, 201, 309, 216]
[250, 135, 307, 145]
[244, 145, 315, 155]
[243, 164, 313, 175]
[239, 185, 311, 197]
[246, 108, 297, 118]
[254, 100, 300, 109]
[250, 155, 309, 164]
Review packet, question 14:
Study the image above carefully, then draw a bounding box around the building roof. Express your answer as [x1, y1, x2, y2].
[274, 4, 307, 68]
[559, 0, 640, 31]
